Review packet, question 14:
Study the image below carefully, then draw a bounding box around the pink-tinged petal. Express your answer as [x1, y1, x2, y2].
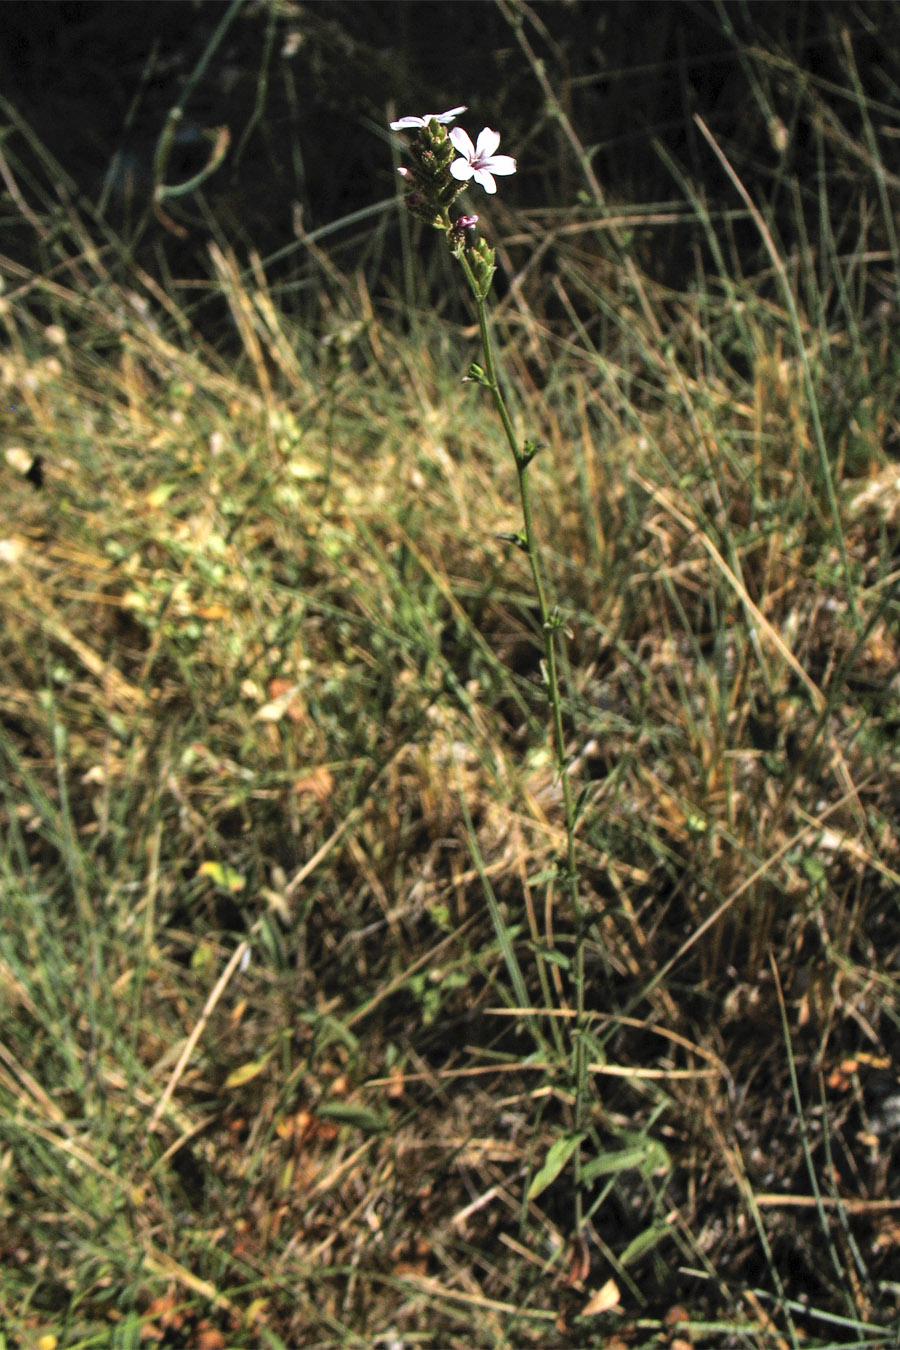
[484, 155, 516, 176]
[450, 159, 475, 182]
[449, 126, 475, 159]
[472, 168, 498, 194]
[437, 106, 467, 122]
[391, 109, 466, 130]
[474, 127, 501, 159]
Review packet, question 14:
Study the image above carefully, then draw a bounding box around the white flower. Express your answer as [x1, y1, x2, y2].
[390, 106, 467, 131]
[449, 127, 516, 194]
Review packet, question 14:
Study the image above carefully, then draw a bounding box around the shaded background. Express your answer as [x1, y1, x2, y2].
[2, 1, 900, 321]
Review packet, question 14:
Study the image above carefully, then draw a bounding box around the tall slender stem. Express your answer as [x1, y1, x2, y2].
[455, 242, 588, 1233]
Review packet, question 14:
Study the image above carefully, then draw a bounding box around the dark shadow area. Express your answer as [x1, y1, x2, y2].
[3, 0, 900, 310]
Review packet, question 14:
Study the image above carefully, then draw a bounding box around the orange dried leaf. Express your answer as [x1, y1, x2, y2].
[393, 1260, 428, 1277]
[856, 1052, 890, 1069]
[258, 678, 306, 723]
[664, 1304, 690, 1327]
[386, 1065, 406, 1100]
[827, 1063, 853, 1091]
[293, 766, 334, 800]
[581, 1278, 621, 1316]
[562, 1232, 590, 1287]
[873, 1218, 900, 1252]
[194, 1328, 227, 1350]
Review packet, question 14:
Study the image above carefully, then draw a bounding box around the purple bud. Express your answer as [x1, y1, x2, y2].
[446, 213, 480, 256]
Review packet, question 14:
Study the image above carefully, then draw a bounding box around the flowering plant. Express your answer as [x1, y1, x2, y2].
[389, 103, 593, 1241]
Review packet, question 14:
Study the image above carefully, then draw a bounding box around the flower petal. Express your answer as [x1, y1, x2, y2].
[390, 109, 466, 130]
[450, 159, 475, 182]
[482, 154, 516, 176]
[474, 127, 501, 159]
[449, 127, 475, 159]
[472, 169, 498, 194]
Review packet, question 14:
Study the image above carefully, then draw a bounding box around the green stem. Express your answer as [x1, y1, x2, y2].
[454, 239, 588, 1235]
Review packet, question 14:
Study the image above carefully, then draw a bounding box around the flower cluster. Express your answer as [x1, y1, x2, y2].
[391, 110, 465, 227]
[390, 104, 516, 231]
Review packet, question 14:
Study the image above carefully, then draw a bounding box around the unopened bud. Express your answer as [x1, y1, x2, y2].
[446, 212, 479, 256]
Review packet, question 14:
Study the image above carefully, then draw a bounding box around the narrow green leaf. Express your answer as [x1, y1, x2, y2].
[224, 1049, 275, 1089]
[316, 1101, 388, 1134]
[581, 1144, 655, 1183]
[573, 783, 592, 825]
[583, 1133, 670, 1185]
[619, 1221, 671, 1266]
[528, 1133, 585, 1201]
[197, 860, 246, 894]
[530, 945, 571, 971]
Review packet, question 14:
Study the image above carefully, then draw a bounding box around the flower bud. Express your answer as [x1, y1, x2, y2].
[446, 213, 479, 257]
[469, 237, 496, 299]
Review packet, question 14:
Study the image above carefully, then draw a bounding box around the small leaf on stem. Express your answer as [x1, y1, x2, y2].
[496, 529, 527, 551]
[463, 362, 491, 385]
